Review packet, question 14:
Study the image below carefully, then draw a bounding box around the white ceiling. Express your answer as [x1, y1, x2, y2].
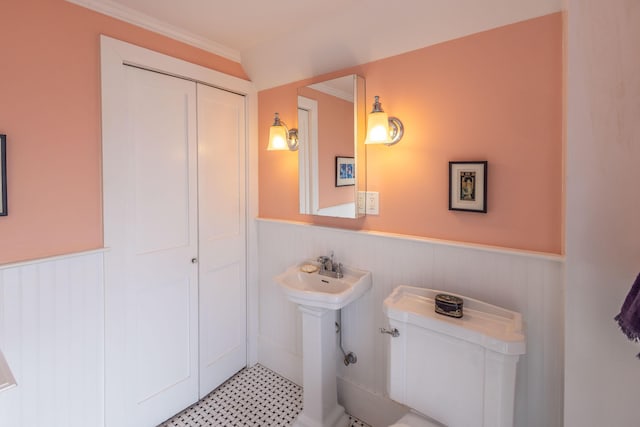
[69, 0, 563, 89]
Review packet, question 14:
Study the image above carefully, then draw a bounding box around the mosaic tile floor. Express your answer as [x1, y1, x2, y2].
[159, 364, 370, 427]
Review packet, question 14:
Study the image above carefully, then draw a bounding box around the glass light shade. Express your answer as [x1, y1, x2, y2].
[366, 110, 391, 144]
[268, 125, 289, 150]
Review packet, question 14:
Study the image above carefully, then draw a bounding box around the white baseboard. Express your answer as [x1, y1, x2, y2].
[337, 376, 407, 427]
[258, 335, 302, 386]
[259, 334, 407, 427]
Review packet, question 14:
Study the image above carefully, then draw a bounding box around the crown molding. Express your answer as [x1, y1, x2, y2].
[307, 81, 353, 102]
[66, 0, 241, 62]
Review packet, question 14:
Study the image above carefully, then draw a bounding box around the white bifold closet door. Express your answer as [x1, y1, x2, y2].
[103, 64, 246, 427]
[196, 84, 247, 397]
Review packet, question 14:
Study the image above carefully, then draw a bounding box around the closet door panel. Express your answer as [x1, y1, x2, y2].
[199, 261, 245, 390]
[132, 83, 192, 253]
[197, 84, 247, 396]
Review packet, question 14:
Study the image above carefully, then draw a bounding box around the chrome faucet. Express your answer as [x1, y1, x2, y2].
[317, 251, 343, 278]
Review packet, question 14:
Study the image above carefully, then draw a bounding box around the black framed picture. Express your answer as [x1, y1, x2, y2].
[449, 161, 487, 213]
[335, 156, 355, 187]
[0, 135, 6, 216]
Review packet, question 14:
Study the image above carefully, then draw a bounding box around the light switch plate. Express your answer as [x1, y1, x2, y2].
[357, 191, 366, 214]
[365, 191, 379, 215]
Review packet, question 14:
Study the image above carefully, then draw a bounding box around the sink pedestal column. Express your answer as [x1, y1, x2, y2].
[293, 305, 349, 427]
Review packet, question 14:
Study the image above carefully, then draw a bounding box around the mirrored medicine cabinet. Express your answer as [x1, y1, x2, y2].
[297, 74, 366, 219]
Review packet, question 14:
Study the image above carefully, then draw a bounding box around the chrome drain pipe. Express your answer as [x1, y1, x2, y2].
[336, 310, 357, 366]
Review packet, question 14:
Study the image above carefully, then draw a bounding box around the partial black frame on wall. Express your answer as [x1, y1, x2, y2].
[0, 135, 6, 216]
[449, 160, 488, 213]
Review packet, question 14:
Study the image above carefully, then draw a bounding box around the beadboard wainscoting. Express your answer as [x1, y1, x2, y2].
[0, 250, 105, 427]
[257, 219, 564, 427]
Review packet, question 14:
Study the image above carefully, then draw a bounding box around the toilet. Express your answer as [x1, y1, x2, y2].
[383, 286, 526, 427]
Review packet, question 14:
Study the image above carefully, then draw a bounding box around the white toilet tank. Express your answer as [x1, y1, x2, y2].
[384, 286, 526, 427]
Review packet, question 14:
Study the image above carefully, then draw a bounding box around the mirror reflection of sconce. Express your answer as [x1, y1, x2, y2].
[365, 95, 404, 146]
[268, 112, 299, 151]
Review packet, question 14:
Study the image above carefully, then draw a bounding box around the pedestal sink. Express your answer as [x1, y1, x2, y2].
[275, 262, 372, 427]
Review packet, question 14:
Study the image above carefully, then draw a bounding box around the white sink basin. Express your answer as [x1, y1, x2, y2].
[275, 262, 372, 310]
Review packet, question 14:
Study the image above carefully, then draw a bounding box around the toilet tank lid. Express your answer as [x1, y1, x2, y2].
[384, 286, 526, 355]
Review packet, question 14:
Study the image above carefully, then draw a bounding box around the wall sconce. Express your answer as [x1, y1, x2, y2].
[365, 95, 404, 146]
[268, 112, 299, 151]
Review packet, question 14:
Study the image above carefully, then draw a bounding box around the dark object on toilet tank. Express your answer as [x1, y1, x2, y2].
[435, 294, 464, 318]
[614, 272, 640, 359]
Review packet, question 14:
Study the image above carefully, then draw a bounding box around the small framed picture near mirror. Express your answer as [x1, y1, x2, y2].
[335, 156, 355, 187]
[0, 135, 6, 216]
[449, 161, 487, 213]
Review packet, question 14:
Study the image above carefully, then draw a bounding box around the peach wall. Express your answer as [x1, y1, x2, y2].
[259, 13, 563, 254]
[0, 0, 247, 264]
